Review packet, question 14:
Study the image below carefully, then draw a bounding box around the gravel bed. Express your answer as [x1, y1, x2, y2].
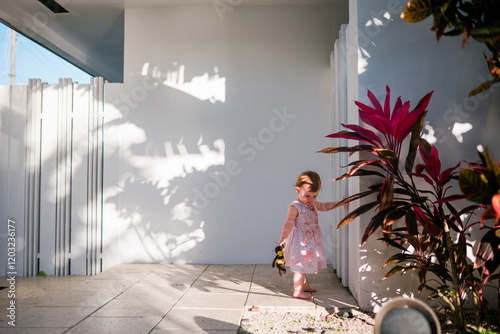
[239, 307, 500, 334]
[238, 309, 375, 334]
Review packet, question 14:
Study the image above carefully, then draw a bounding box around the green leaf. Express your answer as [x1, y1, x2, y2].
[474, 228, 500, 269]
[382, 264, 417, 280]
[375, 149, 399, 167]
[431, 10, 452, 42]
[361, 207, 407, 245]
[335, 169, 386, 181]
[469, 22, 500, 44]
[379, 237, 408, 252]
[380, 174, 394, 211]
[482, 273, 500, 286]
[410, 196, 428, 204]
[336, 201, 379, 231]
[469, 79, 498, 97]
[330, 190, 379, 209]
[343, 189, 380, 202]
[418, 138, 432, 162]
[406, 210, 419, 235]
[337, 160, 387, 181]
[483, 147, 500, 187]
[405, 235, 421, 250]
[405, 111, 427, 173]
[459, 169, 491, 204]
[344, 159, 386, 170]
[384, 253, 421, 267]
[319, 145, 374, 154]
[401, 0, 435, 23]
[385, 206, 410, 226]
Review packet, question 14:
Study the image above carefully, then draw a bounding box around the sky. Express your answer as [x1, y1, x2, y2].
[0, 22, 92, 85]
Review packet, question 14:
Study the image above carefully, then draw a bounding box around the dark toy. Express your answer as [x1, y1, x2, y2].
[272, 245, 287, 276]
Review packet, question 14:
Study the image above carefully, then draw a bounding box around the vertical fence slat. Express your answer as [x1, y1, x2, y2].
[65, 79, 73, 275]
[24, 79, 32, 276]
[70, 83, 90, 275]
[96, 77, 104, 274]
[86, 77, 104, 276]
[33, 80, 42, 277]
[39, 83, 57, 275]
[87, 77, 94, 275]
[9, 77, 104, 277]
[24, 79, 43, 277]
[331, 25, 350, 286]
[56, 78, 62, 275]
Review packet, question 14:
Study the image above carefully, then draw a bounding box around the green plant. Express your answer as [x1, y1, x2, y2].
[459, 147, 500, 331]
[321, 86, 493, 331]
[401, 0, 500, 97]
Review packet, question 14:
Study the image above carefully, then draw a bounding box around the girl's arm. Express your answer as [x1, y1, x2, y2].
[278, 205, 298, 246]
[316, 201, 347, 211]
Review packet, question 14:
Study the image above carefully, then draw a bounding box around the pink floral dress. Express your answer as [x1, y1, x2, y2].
[284, 200, 327, 274]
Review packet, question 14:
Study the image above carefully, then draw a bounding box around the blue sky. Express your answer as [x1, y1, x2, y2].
[0, 22, 92, 85]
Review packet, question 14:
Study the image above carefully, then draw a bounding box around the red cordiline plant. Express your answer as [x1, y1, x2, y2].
[321, 86, 488, 331]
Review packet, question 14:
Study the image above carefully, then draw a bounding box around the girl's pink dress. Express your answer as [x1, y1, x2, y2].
[284, 200, 327, 274]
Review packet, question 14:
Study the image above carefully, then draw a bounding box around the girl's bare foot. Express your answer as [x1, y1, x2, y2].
[303, 285, 317, 292]
[293, 291, 313, 299]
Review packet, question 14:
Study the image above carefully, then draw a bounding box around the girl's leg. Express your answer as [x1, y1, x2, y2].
[293, 272, 313, 299]
[303, 276, 317, 292]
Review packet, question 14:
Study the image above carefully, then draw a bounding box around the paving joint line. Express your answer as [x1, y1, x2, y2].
[148, 264, 210, 334]
[60, 268, 158, 333]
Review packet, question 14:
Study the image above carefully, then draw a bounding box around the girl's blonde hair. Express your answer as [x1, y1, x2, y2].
[295, 171, 321, 192]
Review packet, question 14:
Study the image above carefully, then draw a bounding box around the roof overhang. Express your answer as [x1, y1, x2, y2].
[0, 0, 345, 83]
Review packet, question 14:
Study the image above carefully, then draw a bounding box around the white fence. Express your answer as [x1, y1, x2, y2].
[0, 78, 104, 276]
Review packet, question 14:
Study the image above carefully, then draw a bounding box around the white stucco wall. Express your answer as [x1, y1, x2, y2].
[102, 5, 349, 267]
[347, 0, 500, 311]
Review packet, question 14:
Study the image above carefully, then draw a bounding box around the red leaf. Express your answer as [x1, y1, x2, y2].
[360, 112, 392, 137]
[427, 147, 441, 181]
[327, 130, 378, 146]
[392, 97, 403, 119]
[355, 101, 378, 116]
[439, 162, 460, 186]
[383, 86, 391, 118]
[419, 146, 441, 182]
[414, 206, 437, 235]
[341, 124, 384, 146]
[367, 89, 383, 115]
[474, 227, 500, 269]
[393, 102, 413, 143]
[414, 91, 434, 112]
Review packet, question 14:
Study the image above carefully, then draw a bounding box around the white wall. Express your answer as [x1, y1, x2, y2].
[347, 0, 500, 311]
[102, 5, 349, 268]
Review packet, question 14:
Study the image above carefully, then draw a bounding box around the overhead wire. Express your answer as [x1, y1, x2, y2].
[0, 21, 91, 85]
[0, 26, 11, 81]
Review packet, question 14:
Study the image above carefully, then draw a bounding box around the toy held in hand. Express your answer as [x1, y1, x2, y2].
[272, 245, 287, 276]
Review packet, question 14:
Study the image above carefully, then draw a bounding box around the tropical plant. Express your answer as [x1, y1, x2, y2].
[321, 86, 494, 331]
[459, 147, 500, 329]
[400, 0, 500, 97]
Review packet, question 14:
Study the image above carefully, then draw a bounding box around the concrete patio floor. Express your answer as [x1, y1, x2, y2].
[0, 264, 359, 333]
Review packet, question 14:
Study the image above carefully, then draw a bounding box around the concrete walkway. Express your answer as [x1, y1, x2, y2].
[0, 264, 359, 333]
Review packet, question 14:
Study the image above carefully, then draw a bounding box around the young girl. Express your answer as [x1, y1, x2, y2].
[278, 171, 345, 299]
